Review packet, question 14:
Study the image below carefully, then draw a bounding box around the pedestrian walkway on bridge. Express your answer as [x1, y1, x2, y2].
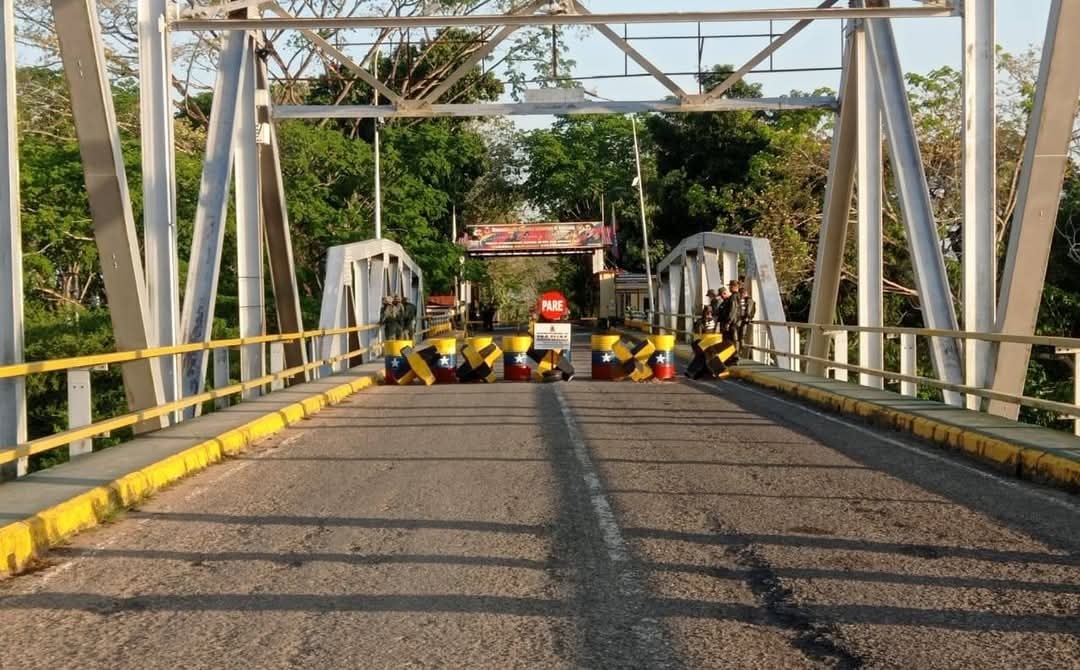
[0, 333, 1078, 669]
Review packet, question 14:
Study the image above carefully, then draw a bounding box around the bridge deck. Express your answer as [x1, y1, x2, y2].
[0, 335, 1077, 668]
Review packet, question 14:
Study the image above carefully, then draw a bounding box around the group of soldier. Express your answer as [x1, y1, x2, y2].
[699, 278, 757, 358]
[379, 294, 418, 341]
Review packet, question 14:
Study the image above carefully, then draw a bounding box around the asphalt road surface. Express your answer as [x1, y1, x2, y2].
[1, 340, 1078, 669]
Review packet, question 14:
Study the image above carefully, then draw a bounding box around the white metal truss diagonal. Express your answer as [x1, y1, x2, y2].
[179, 30, 250, 404]
[699, 0, 839, 102]
[988, 0, 1080, 419]
[569, 0, 687, 101]
[51, 0, 166, 429]
[864, 15, 964, 405]
[420, 0, 550, 105]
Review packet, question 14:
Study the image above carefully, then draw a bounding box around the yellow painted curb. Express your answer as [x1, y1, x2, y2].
[0, 372, 380, 575]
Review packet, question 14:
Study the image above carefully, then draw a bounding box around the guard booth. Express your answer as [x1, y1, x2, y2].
[593, 270, 650, 322]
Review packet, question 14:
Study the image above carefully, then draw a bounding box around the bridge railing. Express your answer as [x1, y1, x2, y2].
[749, 321, 1080, 433]
[0, 325, 377, 476]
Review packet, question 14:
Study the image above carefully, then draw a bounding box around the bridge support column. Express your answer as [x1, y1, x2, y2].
[0, 1, 26, 478]
[962, 0, 996, 410]
[855, 19, 884, 390]
[989, 0, 1080, 419]
[138, 0, 180, 418]
[236, 33, 265, 400]
[52, 0, 166, 429]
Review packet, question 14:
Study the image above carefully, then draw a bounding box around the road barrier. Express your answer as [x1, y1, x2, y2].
[503, 335, 533, 382]
[530, 348, 575, 382]
[648, 334, 677, 380]
[686, 334, 738, 380]
[430, 338, 458, 384]
[457, 337, 501, 383]
[385, 340, 412, 384]
[591, 334, 621, 380]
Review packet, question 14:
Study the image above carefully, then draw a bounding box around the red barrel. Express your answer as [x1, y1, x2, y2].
[649, 335, 677, 380]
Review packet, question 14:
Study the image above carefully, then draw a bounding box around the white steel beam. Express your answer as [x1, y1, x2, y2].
[989, 0, 1080, 419]
[421, 0, 549, 105]
[139, 0, 180, 419]
[864, 15, 964, 406]
[962, 0, 995, 410]
[856, 20, 884, 390]
[236, 34, 264, 400]
[179, 30, 249, 402]
[274, 97, 837, 119]
[52, 0, 166, 429]
[265, 3, 402, 105]
[570, 0, 687, 100]
[1, 1, 26, 477]
[699, 0, 839, 102]
[806, 30, 857, 377]
[173, 6, 959, 31]
[256, 58, 307, 383]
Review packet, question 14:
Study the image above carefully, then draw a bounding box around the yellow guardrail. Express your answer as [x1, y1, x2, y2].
[0, 325, 380, 466]
[752, 320, 1080, 350]
[0, 325, 380, 381]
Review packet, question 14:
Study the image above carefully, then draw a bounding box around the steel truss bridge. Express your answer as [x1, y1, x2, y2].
[0, 2, 1079, 666]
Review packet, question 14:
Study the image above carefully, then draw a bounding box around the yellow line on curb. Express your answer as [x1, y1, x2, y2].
[0, 373, 381, 575]
[618, 329, 1080, 493]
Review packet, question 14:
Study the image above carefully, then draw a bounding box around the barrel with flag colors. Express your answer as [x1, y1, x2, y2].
[591, 334, 621, 380]
[648, 334, 676, 380]
[502, 335, 533, 381]
[430, 337, 458, 384]
[384, 340, 412, 384]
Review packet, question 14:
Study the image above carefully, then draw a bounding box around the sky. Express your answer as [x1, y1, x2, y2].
[506, 0, 1053, 130]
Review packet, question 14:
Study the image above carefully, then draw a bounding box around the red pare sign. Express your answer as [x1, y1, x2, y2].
[538, 291, 569, 320]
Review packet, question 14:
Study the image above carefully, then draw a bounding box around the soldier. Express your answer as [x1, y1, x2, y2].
[380, 295, 401, 340]
[401, 295, 418, 340]
[714, 287, 735, 336]
[737, 285, 757, 358]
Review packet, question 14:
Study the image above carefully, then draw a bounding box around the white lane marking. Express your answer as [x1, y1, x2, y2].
[553, 385, 629, 563]
[687, 377, 1080, 515]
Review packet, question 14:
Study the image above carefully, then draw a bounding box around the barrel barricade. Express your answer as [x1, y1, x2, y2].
[457, 336, 502, 383]
[590, 334, 677, 382]
[686, 334, 737, 380]
[430, 338, 458, 384]
[502, 335, 533, 382]
[648, 334, 677, 380]
[529, 347, 574, 383]
[613, 338, 656, 382]
[590, 334, 621, 380]
[384, 340, 413, 384]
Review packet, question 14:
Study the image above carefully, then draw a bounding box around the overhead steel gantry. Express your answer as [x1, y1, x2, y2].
[1, 0, 1078, 478]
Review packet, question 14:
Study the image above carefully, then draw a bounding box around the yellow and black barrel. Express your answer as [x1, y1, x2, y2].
[457, 336, 501, 383]
[384, 340, 412, 384]
[430, 337, 458, 384]
[591, 334, 621, 380]
[503, 335, 533, 381]
[648, 334, 677, 380]
[687, 333, 737, 379]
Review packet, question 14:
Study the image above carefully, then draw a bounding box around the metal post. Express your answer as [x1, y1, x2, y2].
[864, 16, 964, 405]
[0, 0, 26, 478]
[832, 330, 849, 382]
[1074, 352, 1079, 437]
[856, 20, 884, 390]
[52, 0, 166, 429]
[271, 342, 285, 390]
[372, 49, 382, 240]
[789, 326, 801, 372]
[900, 332, 917, 397]
[67, 369, 93, 457]
[179, 29, 249, 405]
[138, 0, 179, 419]
[989, 0, 1080, 419]
[962, 0, 996, 410]
[236, 35, 265, 401]
[213, 348, 229, 410]
[806, 28, 857, 376]
[631, 115, 656, 319]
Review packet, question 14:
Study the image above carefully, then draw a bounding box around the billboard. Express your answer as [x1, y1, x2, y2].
[462, 222, 611, 256]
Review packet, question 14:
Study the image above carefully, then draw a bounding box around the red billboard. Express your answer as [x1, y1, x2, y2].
[462, 222, 611, 256]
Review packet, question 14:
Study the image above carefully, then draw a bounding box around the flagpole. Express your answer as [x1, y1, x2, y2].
[630, 115, 656, 322]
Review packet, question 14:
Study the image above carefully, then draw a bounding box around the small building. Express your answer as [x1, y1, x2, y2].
[592, 270, 651, 320]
